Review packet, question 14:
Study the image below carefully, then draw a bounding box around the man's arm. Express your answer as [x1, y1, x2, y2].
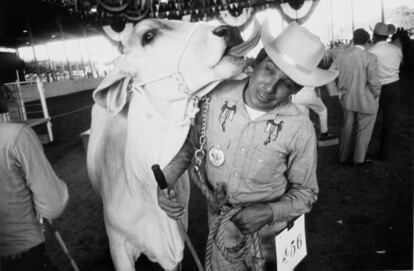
[267, 120, 318, 223]
[158, 122, 199, 220]
[326, 62, 341, 97]
[163, 124, 197, 186]
[366, 53, 381, 99]
[231, 120, 318, 234]
[13, 126, 68, 219]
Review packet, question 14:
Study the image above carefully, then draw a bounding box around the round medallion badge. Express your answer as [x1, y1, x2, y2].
[208, 145, 225, 167]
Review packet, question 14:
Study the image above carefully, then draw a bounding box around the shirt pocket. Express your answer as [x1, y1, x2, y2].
[244, 145, 282, 184]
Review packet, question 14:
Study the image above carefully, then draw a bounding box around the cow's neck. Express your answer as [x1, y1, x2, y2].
[133, 79, 198, 125]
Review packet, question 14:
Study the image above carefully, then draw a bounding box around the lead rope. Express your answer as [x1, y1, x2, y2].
[192, 97, 264, 271]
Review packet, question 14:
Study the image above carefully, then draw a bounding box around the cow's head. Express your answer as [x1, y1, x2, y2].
[93, 19, 252, 115]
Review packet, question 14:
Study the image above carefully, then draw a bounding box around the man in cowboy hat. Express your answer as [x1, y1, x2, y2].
[369, 22, 402, 161]
[327, 28, 381, 166]
[158, 21, 337, 270]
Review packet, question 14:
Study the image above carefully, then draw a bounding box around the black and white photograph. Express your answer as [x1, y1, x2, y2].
[0, 0, 413, 270]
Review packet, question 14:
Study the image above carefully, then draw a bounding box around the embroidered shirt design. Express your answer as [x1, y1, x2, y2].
[264, 120, 284, 145]
[219, 101, 237, 132]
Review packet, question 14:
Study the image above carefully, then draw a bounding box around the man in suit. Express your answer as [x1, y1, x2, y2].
[328, 28, 381, 165]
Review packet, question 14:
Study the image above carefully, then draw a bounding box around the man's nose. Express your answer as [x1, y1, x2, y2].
[212, 25, 243, 48]
[264, 76, 281, 93]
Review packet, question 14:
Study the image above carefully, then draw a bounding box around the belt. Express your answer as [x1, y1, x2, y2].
[1, 251, 26, 261]
[0, 243, 44, 261]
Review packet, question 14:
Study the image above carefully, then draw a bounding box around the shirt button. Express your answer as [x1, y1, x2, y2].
[234, 172, 238, 176]
[241, 147, 245, 152]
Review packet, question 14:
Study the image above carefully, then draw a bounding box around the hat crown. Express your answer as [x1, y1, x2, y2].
[261, 20, 338, 87]
[272, 22, 325, 71]
[374, 22, 396, 36]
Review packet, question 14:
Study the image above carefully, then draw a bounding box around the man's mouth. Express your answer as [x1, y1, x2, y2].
[257, 90, 273, 101]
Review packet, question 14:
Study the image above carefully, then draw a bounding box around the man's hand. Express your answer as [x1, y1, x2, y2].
[157, 186, 185, 220]
[230, 203, 273, 235]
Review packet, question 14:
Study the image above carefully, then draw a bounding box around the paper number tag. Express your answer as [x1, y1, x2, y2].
[275, 214, 307, 271]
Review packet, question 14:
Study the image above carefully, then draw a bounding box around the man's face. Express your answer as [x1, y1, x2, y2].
[244, 57, 302, 111]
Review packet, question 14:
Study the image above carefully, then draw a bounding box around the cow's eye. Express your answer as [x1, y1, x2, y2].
[142, 30, 156, 45]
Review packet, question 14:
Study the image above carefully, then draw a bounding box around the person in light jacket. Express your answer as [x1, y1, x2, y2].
[328, 28, 381, 166]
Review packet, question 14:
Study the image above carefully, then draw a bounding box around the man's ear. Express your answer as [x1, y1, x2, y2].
[93, 70, 132, 115]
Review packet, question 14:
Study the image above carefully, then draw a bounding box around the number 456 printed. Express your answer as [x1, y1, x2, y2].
[275, 214, 307, 271]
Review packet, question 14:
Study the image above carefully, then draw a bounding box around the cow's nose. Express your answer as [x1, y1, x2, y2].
[212, 25, 243, 48]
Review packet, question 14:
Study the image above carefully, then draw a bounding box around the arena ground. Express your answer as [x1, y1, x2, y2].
[37, 88, 413, 271]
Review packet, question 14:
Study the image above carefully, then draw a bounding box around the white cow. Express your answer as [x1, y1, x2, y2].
[87, 19, 249, 271]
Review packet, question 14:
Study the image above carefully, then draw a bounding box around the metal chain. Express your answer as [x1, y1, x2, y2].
[194, 96, 210, 167]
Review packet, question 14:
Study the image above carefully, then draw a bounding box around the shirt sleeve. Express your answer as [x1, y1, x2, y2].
[163, 123, 199, 186]
[326, 62, 340, 96]
[268, 120, 318, 223]
[13, 126, 69, 219]
[367, 54, 381, 98]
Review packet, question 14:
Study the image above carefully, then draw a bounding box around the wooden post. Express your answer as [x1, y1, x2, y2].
[329, 0, 334, 41]
[83, 27, 96, 78]
[36, 77, 54, 142]
[57, 18, 73, 80]
[26, 18, 41, 78]
[76, 38, 87, 77]
[45, 44, 57, 81]
[351, 0, 355, 32]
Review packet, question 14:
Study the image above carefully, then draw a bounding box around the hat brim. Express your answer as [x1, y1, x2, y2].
[264, 43, 339, 87]
[261, 20, 338, 87]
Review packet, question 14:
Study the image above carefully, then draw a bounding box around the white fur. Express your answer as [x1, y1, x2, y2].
[87, 19, 243, 271]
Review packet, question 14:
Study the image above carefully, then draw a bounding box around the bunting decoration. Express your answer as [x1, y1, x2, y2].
[41, 0, 320, 26]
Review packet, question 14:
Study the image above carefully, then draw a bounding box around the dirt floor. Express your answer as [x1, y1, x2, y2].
[38, 88, 413, 271]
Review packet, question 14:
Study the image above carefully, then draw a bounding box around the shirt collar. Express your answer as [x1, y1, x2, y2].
[265, 102, 302, 119]
[355, 45, 365, 51]
[374, 40, 389, 47]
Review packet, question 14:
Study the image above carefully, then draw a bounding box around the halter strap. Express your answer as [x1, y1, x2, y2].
[133, 22, 203, 95]
[130, 22, 204, 126]
[131, 83, 200, 126]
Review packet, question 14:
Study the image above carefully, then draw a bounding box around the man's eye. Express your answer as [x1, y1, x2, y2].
[265, 67, 273, 74]
[142, 30, 156, 45]
[281, 79, 294, 87]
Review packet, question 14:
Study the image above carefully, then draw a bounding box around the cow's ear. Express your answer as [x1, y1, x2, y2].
[93, 70, 132, 115]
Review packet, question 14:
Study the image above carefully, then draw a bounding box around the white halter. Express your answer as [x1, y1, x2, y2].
[130, 22, 204, 126]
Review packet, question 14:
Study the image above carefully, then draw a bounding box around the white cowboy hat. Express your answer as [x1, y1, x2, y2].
[373, 22, 396, 36]
[261, 20, 338, 87]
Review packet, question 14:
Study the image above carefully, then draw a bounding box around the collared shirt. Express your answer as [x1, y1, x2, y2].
[369, 41, 403, 85]
[0, 123, 68, 256]
[203, 78, 318, 223]
[166, 78, 318, 225]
